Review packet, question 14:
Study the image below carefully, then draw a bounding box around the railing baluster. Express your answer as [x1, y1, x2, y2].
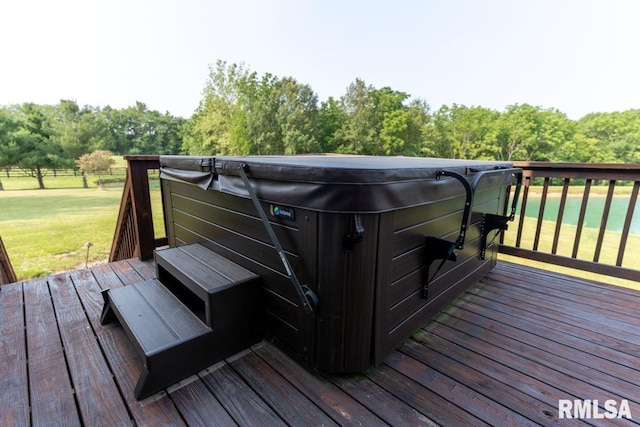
[593, 180, 616, 263]
[499, 162, 640, 283]
[552, 178, 570, 255]
[572, 179, 592, 259]
[515, 176, 530, 248]
[533, 177, 550, 251]
[616, 180, 639, 267]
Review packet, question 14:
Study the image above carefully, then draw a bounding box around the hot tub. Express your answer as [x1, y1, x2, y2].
[159, 155, 521, 372]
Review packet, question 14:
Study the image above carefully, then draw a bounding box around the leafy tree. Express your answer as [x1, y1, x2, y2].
[578, 110, 640, 163]
[333, 79, 379, 154]
[318, 96, 348, 152]
[185, 61, 320, 155]
[97, 106, 129, 154]
[76, 150, 115, 188]
[331, 80, 431, 156]
[406, 98, 434, 157]
[92, 103, 183, 155]
[0, 107, 22, 190]
[183, 61, 251, 155]
[275, 77, 320, 154]
[380, 109, 409, 155]
[554, 132, 612, 163]
[52, 100, 105, 160]
[431, 104, 500, 159]
[0, 103, 71, 189]
[243, 72, 283, 154]
[495, 104, 573, 161]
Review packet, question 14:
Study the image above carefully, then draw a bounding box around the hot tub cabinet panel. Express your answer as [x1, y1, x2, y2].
[159, 155, 517, 373]
[162, 179, 319, 361]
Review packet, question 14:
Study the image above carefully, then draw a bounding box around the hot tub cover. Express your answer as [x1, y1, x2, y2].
[160, 155, 514, 213]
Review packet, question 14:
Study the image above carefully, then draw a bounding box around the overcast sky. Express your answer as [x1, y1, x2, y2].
[1, 0, 639, 119]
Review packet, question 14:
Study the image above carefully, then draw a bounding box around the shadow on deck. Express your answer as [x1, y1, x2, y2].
[2, 259, 639, 426]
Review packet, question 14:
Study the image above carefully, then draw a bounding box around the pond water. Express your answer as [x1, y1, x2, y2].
[520, 196, 640, 235]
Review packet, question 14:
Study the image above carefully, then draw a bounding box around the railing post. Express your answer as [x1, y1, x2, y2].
[109, 155, 161, 262]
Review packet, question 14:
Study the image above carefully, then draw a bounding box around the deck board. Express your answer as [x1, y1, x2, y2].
[24, 278, 80, 426]
[49, 273, 132, 426]
[2, 259, 640, 425]
[0, 283, 29, 427]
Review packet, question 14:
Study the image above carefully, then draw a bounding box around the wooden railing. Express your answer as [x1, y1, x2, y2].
[109, 155, 167, 262]
[500, 162, 640, 282]
[0, 235, 17, 286]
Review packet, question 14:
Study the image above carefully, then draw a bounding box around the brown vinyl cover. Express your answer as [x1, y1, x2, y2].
[160, 155, 513, 213]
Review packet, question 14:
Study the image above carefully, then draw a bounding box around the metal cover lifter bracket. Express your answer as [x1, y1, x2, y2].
[238, 164, 318, 314]
[471, 168, 523, 259]
[471, 167, 523, 220]
[421, 169, 473, 299]
[436, 169, 474, 250]
[422, 236, 458, 299]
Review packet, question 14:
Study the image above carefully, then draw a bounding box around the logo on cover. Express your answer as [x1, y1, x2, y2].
[270, 205, 295, 221]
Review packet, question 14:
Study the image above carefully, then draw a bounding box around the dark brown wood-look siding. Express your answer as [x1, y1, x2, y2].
[374, 187, 508, 364]
[162, 176, 512, 373]
[162, 179, 318, 363]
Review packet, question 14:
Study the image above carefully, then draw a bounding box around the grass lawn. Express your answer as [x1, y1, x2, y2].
[0, 180, 164, 279]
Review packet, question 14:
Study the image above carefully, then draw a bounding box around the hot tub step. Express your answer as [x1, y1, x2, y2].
[100, 279, 215, 399]
[155, 243, 262, 352]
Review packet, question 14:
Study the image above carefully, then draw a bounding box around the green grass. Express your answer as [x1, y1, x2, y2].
[0, 156, 128, 190]
[0, 182, 164, 279]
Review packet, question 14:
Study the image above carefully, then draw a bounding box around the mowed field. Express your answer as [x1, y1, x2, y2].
[0, 173, 163, 279]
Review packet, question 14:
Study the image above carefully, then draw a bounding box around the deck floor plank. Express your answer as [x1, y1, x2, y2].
[254, 342, 389, 426]
[482, 276, 640, 336]
[167, 376, 238, 427]
[455, 290, 640, 376]
[0, 282, 30, 427]
[490, 265, 640, 314]
[328, 372, 439, 426]
[432, 311, 640, 409]
[49, 272, 132, 426]
[383, 350, 538, 427]
[229, 347, 339, 426]
[23, 277, 81, 426]
[445, 297, 640, 392]
[470, 281, 640, 356]
[405, 329, 563, 425]
[127, 257, 158, 280]
[109, 259, 147, 287]
[365, 362, 490, 427]
[199, 362, 287, 426]
[3, 259, 640, 425]
[498, 261, 640, 299]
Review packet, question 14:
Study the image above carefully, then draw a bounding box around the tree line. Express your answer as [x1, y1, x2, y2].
[0, 101, 184, 188]
[186, 61, 639, 164]
[1, 60, 638, 189]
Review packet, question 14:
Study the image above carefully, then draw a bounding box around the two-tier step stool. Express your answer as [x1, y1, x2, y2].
[100, 243, 261, 399]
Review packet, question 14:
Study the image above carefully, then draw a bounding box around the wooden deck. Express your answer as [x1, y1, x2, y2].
[2, 259, 640, 426]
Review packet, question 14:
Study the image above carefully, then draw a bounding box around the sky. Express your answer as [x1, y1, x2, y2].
[1, 0, 639, 120]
